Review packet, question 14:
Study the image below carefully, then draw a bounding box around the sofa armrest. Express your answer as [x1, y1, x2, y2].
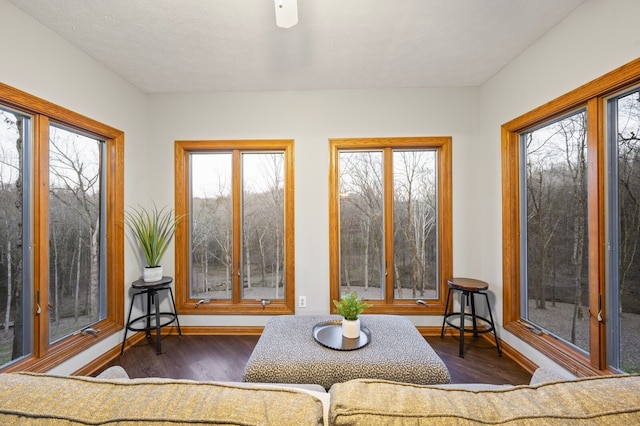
[95, 366, 130, 379]
[529, 367, 568, 385]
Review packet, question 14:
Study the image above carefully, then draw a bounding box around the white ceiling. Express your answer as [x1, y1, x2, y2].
[8, 0, 585, 94]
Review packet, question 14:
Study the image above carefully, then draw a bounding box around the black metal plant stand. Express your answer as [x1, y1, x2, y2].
[121, 276, 181, 355]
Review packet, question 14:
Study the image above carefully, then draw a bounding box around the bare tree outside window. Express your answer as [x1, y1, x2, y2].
[189, 151, 286, 301]
[0, 108, 29, 366]
[190, 153, 233, 300]
[520, 97, 640, 373]
[393, 150, 438, 300]
[338, 151, 384, 299]
[241, 153, 285, 300]
[0, 117, 106, 364]
[48, 126, 103, 343]
[523, 110, 590, 354]
[337, 147, 440, 302]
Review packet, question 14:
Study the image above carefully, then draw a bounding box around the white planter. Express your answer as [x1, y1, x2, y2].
[342, 318, 360, 339]
[143, 265, 163, 282]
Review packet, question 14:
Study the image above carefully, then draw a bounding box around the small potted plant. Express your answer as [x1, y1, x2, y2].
[125, 203, 182, 282]
[333, 291, 372, 338]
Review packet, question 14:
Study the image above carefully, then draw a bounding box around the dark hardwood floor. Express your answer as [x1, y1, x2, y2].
[99, 333, 532, 385]
[427, 335, 532, 385]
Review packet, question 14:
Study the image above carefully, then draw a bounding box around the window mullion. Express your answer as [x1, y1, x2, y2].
[383, 147, 394, 304]
[232, 150, 242, 305]
[33, 114, 50, 358]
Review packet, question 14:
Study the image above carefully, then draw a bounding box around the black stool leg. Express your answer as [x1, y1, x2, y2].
[153, 290, 162, 354]
[470, 291, 479, 337]
[483, 292, 502, 356]
[441, 287, 452, 338]
[145, 290, 152, 338]
[459, 290, 466, 357]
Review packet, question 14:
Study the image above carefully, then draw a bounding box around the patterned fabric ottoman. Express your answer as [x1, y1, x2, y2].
[243, 314, 450, 389]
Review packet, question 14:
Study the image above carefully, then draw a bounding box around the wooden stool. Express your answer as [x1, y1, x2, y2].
[440, 277, 501, 357]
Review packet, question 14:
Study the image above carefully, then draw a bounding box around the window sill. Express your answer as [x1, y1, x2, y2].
[504, 321, 615, 377]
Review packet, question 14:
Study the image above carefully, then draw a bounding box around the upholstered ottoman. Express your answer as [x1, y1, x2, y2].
[243, 314, 450, 389]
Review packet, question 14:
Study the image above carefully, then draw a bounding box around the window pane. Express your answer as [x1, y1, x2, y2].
[338, 151, 384, 299]
[190, 153, 233, 300]
[241, 152, 285, 300]
[393, 150, 438, 300]
[522, 111, 590, 354]
[614, 90, 640, 373]
[48, 125, 103, 344]
[0, 108, 32, 366]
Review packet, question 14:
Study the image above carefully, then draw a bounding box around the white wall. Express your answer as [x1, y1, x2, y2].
[0, 0, 149, 374]
[480, 0, 640, 372]
[148, 87, 480, 327]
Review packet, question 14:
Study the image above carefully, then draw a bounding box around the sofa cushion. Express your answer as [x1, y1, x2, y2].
[329, 375, 640, 425]
[0, 372, 324, 425]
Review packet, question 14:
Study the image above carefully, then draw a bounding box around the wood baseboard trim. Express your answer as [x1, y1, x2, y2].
[178, 326, 264, 336]
[416, 326, 538, 375]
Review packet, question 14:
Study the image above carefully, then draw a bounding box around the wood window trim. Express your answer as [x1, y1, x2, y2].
[328, 136, 452, 315]
[174, 139, 295, 315]
[0, 82, 124, 373]
[501, 58, 640, 377]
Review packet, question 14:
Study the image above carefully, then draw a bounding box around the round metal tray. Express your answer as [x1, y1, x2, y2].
[312, 320, 371, 351]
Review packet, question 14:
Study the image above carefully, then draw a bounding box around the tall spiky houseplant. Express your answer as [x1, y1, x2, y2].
[125, 203, 181, 282]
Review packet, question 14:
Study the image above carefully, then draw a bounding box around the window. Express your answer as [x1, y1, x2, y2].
[329, 137, 452, 314]
[174, 140, 295, 314]
[502, 58, 640, 375]
[607, 88, 640, 374]
[0, 83, 124, 372]
[520, 110, 589, 355]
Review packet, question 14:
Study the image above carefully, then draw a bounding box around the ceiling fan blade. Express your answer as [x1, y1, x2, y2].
[274, 0, 298, 29]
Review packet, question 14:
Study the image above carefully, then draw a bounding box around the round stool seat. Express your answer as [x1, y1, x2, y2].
[447, 277, 488, 292]
[132, 276, 173, 290]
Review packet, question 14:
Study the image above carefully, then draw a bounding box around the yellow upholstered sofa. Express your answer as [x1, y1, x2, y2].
[0, 366, 638, 425]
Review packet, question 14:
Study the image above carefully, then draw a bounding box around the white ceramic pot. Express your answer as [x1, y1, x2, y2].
[143, 265, 163, 282]
[342, 318, 360, 339]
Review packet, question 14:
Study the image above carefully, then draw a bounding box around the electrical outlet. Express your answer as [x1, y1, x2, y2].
[298, 296, 307, 308]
